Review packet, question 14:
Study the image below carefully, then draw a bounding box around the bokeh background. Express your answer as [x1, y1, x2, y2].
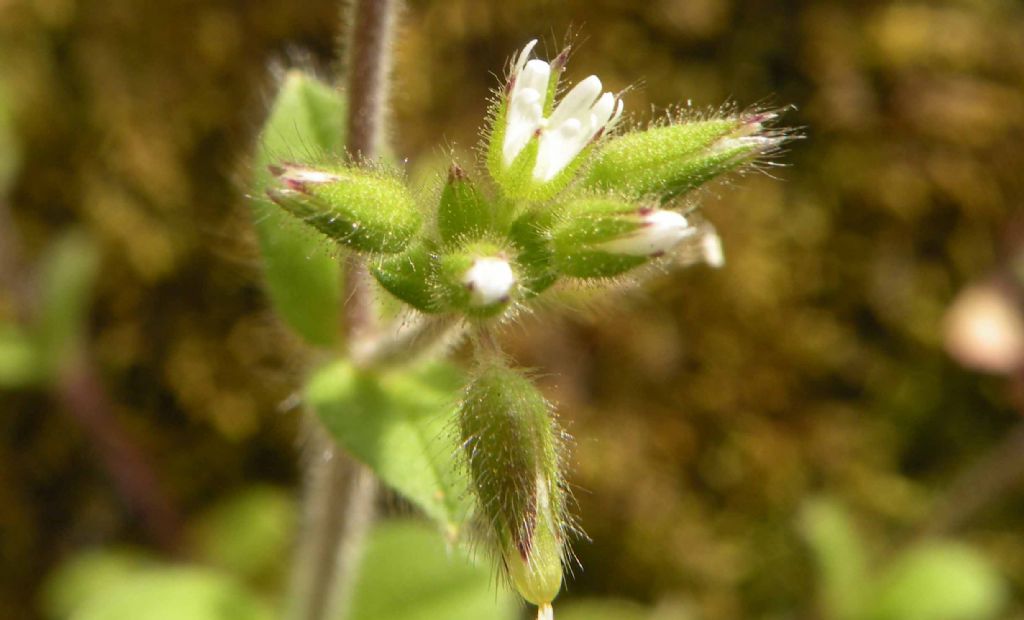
[2, 0, 1024, 618]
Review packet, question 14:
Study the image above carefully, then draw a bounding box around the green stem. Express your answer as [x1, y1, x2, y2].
[288, 2, 397, 620]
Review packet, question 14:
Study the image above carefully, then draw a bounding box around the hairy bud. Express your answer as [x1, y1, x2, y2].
[458, 360, 567, 608]
[267, 163, 420, 254]
[551, 198, 695, 278]
[436, 242, 517, 317]
[582, 113, 784, 199]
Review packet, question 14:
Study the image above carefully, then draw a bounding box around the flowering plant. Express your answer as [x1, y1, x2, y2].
[252, 35, 789, 620]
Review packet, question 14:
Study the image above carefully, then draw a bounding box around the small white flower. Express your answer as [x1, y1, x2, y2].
[503, 40, 622, 183]
[464, 257, 516, 307]
[597, 209, 694, 257]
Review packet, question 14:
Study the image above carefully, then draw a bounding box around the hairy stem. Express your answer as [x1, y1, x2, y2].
[288, 2, 397, 620]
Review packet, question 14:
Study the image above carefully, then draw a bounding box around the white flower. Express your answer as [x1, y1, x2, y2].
[596, 209, 694, 257]
[464, 257, 516, 307]
[503, 40, 623, 183]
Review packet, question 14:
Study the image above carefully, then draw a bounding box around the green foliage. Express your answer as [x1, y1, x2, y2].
[802, 499, 1006, 620]
[40, 548, 156, 620]
[307, 359, 471, 535]
[41, 549, 271, 620]
[458, 359, 566, 605]
[35, 231, 100, 373]
[867, 544, 1005, 620]
[68, 567, 273, 620]
[349, 520, 517, 620]
[252, 70, 346, 347]
[188, 486, 296, 585]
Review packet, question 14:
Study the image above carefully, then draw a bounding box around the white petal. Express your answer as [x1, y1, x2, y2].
[547, 75, 602, 128]
[503, 59, 550, 165]
[588, 92, 617, 136]
[464, 257, 516, 307]
[513, 39, 538, 78]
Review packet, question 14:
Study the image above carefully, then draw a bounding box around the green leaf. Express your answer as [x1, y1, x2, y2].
[40, 548, 155, 620]
[349, 520, 517, 620]
[252, 70, 346, 347]
[69, 566, 273, 620]
[0, 322, 43, 388]
[866, 542, 1005, 620]
[35, 231, 100, 373]
[307, 360, 471, 536]
[800, 498, 869, 620]
[188, 486, 296, 584]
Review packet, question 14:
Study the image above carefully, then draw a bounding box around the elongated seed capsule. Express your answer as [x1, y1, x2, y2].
[458, 361, 567, 608]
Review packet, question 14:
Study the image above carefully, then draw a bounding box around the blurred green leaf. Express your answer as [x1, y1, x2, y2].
[800, 498, 870, 620]
[69, 566, 273, 620]
[0, 322, 42, 388]
[307, 359, 471, 536]
[188, 485, 296, 584]
[252, 70, 347, 347]
[349, 520, 516, 620]
[40, 548, 155, 620]
[866, 543, 1005, 620]
[35, 231, 100, 373]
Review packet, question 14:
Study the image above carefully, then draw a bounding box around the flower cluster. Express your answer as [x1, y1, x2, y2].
[261, 39, 789, 616]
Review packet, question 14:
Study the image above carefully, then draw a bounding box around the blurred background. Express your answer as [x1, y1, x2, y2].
[2, 0, 1024, 618]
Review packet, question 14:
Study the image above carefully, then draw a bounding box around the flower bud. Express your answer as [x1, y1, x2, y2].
[371, 242, 442, 313]
[551, 199, 695, 278]
[436, 242, 517, 317]
[582, 113, 784, 199]
[458, 361, 567, 608]
[267, 163, 421, 254]
[437, 164, 500, 245]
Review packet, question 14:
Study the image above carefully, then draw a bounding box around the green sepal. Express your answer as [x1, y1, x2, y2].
[371, 241, 443, 314]
[251, 70, 345, 347]
[492, 138, 539, 201]
[437, 164, 501, 246]
[508, 209, 559, 297]
[457, 360, 565, 606]
[436, 241, 516, 318]
[268, 165, 421, 254]
[582, 118, 760, 199]
[551, 198, 650, 278]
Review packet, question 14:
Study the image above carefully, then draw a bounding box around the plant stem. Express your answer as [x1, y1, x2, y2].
[288, 2, 397, 620]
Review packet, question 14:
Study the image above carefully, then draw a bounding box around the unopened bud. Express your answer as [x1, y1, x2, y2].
[437, 242, 517, 317]
[437, 164, 501, 245]
[458, 361, 567, 608]
[267, 164, 420, 254]
[582, 113, 785, 199]
[551, 199, 695, 278]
